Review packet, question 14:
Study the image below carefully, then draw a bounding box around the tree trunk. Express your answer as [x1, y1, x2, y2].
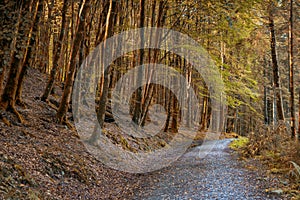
[95, 0, 117, 128]
[132, 0, 145, 125]
[298, 92, 300, 141]
[170, 92, 179, 133]
[164, 89, 172, 132]
[0, 0, 32, 123]
[288, 0, 296, 138]
[140, 1, 165, 126]
[88, 0, 117, 143]
[16, 0, 40, 106]
[0, 1, 17, 95]
[56, 0, 91, 123]
[41, 0, 68, 102]
[268, 9, 285, 121]
[200, 87, 209, 131]
[263, 58, 269, 125]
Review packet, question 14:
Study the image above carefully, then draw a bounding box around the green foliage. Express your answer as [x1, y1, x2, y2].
[229, 137, 249, 150]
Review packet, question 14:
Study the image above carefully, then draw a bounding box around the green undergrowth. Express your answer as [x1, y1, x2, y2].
[229, 136, 249, 150]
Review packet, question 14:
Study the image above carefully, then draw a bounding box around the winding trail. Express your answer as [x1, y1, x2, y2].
[130, 139, 283, 200]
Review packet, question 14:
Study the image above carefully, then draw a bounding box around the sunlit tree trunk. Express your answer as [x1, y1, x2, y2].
[56, 0, 92, 123]
[96, 0, 117, 128]
[41, 0, 68, 102]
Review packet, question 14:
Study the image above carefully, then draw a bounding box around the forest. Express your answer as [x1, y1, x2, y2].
[0, 0, 300, 199]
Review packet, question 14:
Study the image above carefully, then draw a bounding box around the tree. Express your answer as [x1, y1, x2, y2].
[41, 0, 68, 102]
[0, 0, 38, 124]
[298, 91, 300, 140]
[0, 0, 292, 140]
[56, 0, 92, 124]
[0, 1, 16, 94]
[132, 0, 145, 125]
[288, 0, 296, 138]
[15, 0, 41, 107]
[268, 3, 285, 121]
[96, 0, 118, 128]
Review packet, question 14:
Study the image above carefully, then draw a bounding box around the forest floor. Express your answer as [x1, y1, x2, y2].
[0, 68, 141, 199]
[0, 68, 290, 199]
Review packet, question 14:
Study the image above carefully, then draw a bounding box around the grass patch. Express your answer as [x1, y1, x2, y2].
[229, 136, 249, 150]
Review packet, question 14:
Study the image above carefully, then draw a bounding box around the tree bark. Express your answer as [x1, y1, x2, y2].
[132, 0, 145, 125]
[288, 0, 296, 138]
[140, 0, 165, 126]
[0, 0, 32, 123]
[268, 9, 285, 121]
[0, 1, 17, 95]
[298, 91, 300, 141]
[56, 0, 91, 123]
[263, 57, 269, 124]
[88, 0, 117, 143]
[95, 0, 117, 128]
[164, 88, 172, 132]
[200, 91, 208, 131]
[16, 0, 40, 106]
[41, 0, 68, 102]
[170, 92, 179, 133]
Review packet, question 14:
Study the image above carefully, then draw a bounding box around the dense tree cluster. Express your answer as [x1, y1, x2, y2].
[0, 0, 299, 139]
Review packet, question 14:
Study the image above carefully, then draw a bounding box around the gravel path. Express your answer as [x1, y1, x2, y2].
[129, 139, 283, 200]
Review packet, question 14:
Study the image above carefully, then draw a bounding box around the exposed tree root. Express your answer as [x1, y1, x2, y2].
[41, 98, 58, 111]
[16, 98, 27, 108]
[7, 105, 24, 124]
[0, 104, 24, 125]
[48, 101, 58, 111]
[3, 118, 11, 126]
[55, 114, 75, 131]
[63, 118, 75, 131]
[0, 112, 11, 126]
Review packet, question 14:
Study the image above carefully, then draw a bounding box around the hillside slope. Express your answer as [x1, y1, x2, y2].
[0, 68, 138, 199]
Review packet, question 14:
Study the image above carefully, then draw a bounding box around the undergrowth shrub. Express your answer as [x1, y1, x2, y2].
[241, 120, 300, 194]
[242, 121, 298, 160]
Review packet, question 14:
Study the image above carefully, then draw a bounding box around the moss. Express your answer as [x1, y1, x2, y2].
[265, 150, 281, 159]
[119, 135, 130, 149]
[28, 189, 40, 200]
[229, 137, 249, 150]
